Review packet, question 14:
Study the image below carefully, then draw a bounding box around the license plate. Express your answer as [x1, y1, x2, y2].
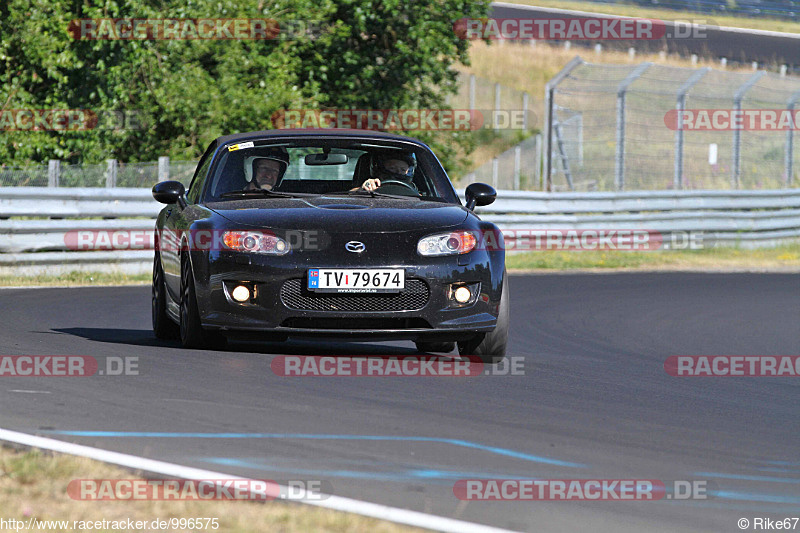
[307, 268, 405, 293]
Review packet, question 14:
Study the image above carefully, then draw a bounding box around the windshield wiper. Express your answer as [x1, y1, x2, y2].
[220, 189, 302, 199]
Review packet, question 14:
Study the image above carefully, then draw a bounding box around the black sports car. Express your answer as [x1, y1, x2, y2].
[151, 129, 508, 363]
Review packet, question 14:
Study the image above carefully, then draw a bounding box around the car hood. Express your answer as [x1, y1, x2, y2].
[206, 196, 469, 233]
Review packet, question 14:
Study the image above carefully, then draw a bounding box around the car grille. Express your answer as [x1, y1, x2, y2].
[279, 278, 430, 312]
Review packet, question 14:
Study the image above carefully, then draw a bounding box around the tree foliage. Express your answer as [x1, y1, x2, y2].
[0, 0, 488, 172]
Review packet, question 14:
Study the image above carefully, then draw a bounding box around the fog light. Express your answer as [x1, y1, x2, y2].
[453, 286, 472, 304]
[231, 285, 250, 303]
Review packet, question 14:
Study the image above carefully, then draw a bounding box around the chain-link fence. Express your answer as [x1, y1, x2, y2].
[0, 158, 197, 188]
[460, 134, 542, 190]
[451, 72, 537, 134]
[545, 57, 800, 191]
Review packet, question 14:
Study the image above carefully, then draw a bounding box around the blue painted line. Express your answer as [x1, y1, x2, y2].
[711, 490, 800, 505]
[46, 431, 586, 468]
[201, 458, 800, 505]
[203, 457, 537, 484]
[663, 499, 800, 513]
[694, 472, 800, 484]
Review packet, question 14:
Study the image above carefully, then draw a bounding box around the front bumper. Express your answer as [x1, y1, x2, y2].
[192, 248, 503, 342]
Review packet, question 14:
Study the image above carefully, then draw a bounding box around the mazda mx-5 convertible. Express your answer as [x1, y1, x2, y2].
[151, 129, 508, 363]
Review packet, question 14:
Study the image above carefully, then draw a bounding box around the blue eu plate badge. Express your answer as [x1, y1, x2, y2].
[308, 269, 319, 289]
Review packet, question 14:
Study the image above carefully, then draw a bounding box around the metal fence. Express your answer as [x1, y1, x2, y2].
[544, 56, 800, 191]
[460, 134, 542, 190]
[1, 187, 797, 276]
[451, 72, 536, 133]
[450, 72, 543, 189]
[0, 158, 197, 188]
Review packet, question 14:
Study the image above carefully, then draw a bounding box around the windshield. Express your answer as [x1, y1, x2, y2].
[203, 139, 458, 203]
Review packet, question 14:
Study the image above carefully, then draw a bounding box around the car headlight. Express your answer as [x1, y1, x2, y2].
[417, 231, 477, 256]
[222, 231, 289, 255]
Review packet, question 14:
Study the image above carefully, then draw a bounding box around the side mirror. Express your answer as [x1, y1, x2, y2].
[465, 183, 497, 211]
[152, 181, 187, 208]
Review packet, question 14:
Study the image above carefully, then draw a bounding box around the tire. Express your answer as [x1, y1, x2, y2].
[180, 255, 227, 350]
[152, 253, 179, 340]
[415, 341, 456, 353]
[458, 272, 509, 365]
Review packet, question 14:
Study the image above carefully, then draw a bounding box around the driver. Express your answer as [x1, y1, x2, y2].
[359, 151, 417, 192]
[244, 149, 290, 191]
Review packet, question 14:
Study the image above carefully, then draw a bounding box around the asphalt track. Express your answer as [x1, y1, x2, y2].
[0, 273, 798, 532]
[490, 2, 800, 66]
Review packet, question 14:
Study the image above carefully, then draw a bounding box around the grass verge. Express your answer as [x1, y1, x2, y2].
[0, 245, 798, 288]
[506, 242, 800, 271]
[459, 39, 755, 107]
[0, 272, 150, 287]
[0, 446, 424, 533]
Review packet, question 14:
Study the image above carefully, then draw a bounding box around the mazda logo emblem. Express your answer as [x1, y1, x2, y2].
[345, 241, 365, 253]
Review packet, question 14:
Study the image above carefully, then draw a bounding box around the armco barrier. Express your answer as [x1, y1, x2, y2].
[0, 187, 798, 274]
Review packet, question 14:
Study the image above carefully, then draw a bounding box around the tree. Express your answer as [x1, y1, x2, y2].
[0, 0, 489, 173]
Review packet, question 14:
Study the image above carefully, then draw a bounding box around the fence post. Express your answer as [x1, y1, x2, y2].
[469, 74, 476, 112]
[494, 82, 501, 132]
[732, 71, 765, 188]
[105, 159, 118, 188]
[513, 145, 521, 190]
[522, 91, 529, 130]
[158, 156, 170, 182]
[615, 62, 652, 191]
[553, 120, 574, 191]
[491, 157, 499, 188]
[674, 68, 709, 189]
[785, 89, 800, 187]
[47, 160, 60, 187]
[544, 56, 584, 192]
[534, 133, 543, 190]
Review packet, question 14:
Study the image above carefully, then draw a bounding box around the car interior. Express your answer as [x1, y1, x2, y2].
[207, 143, 446, 201]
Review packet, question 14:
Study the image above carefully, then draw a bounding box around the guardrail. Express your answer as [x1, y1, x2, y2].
[469, 189, 800, 247]
[0, 187, 798, 274]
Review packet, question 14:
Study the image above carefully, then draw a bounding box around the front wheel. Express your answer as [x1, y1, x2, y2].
[180, 256, 227, 350]
[458, 272, 509, 365]
[152, 253, 179, 339]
